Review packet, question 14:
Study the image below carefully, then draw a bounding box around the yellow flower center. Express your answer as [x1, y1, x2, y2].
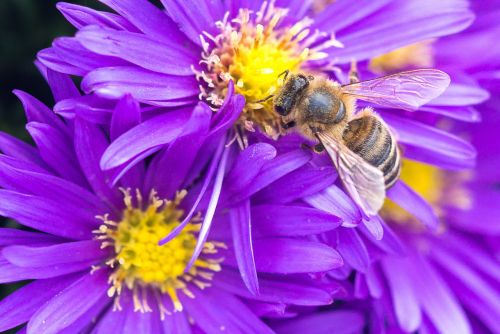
[381, 159, 471, 228]
[198, 3, 341, 137]
[382, 160, 443, 226]
[369, 41, 434, 74]
[94, 189, 224, 318]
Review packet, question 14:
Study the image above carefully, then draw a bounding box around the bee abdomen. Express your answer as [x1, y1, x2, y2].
[343, 115, 401, 188]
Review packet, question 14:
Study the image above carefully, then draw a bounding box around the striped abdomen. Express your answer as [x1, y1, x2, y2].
[342, 115, 401, 188]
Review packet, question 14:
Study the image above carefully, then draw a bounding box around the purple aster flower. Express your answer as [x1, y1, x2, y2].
[277, 2, 500, 333]
[35, 0, 479, 281]
[0, 69, 349, 333]
[9, 0, 496, 332]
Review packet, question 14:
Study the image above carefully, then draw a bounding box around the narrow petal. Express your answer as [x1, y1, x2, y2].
[161, 0, 218, 45]
[143, 103, 211, 198]
[28, 270, 109, 334]
[101, 107, 191, 169]
[160, 306, 192, 334]
[273, 310, 365, 334]
[411, 252, 471, 334]
[110, 94, 141, 141]
[57, 2, 138, 31]
[187, 139, 231, 269]
[419, 106, 481, 123]
[0, 154, 107, 216]
[0, 274, 80, 332]
[251, 204, 341, 237]
[92, 292, 130, 333]
[214, 269, 333, 306]
[0, 229, 64, 247]
[109, 94, 144, 188]
[3, 240, 107, 268]
[57, 295, 110, 334]
[383, 112, 476, 170]
[27, 122, 87, 187]
[361, 221, 406, 256]
[314, 0, 392, 33]
[52, 37, 130, 73]
[13, 90, 68, 134]
[305, 185, 362, 227]
[37, 48, 86, 76]
[180, 286, 274, 334]
[0, 256, 88, 283]
[229, 200, 259, 295]
[98, 0, 188, 44]
[251, 238, 343, 274]
[428, 81, 490, 106]
[387, 181, 439, 230]
[361, 215, 384, 241]
[161, 135, 227, 245]
[0, 132, 48, 170]
[337, 228, 370, 272]
[329, 0, 474, 63]
[255, 164, 337, 204]
[74, 117, 122, 207]
[46, 68, 80, 102]
[224, 143, 277, 194]
[54, 94, 115, 125]
[381, 257, 422, 332]
[81, 66, 198, 103]
[0, 190, 95, 240]
[431, 244, 500, 333]
[224, 149, 311, 206]
[77, 26, 196, 75]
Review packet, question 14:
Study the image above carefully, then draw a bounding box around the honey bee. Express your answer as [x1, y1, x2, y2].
[272, 68, 450, 216]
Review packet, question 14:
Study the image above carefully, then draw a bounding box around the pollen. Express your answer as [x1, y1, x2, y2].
[94, 189, 224, 318]
[197, 1, 342, 137]
[369, 41, 434, 74]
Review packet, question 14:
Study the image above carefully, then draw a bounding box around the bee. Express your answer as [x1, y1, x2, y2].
[272, 68, 450, 216]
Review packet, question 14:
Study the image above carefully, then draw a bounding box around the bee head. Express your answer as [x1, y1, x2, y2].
[274, 73, 310, 116]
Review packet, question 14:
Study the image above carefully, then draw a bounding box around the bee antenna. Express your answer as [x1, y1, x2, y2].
[256, 95, 274, 103]
[278, 70, 290, 81]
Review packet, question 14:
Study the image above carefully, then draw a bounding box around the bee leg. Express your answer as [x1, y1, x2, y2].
[256, 95, 274, 103]
[348, 60, 360, 84]
[278, 69, 290, 81]
[281, 120, 296, 130]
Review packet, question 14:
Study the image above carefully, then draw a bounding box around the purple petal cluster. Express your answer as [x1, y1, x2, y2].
[0, 0, 499, 333]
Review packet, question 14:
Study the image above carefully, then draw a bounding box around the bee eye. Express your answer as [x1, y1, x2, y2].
[275, 105, 288, 116]
[334, 100, 346, 123]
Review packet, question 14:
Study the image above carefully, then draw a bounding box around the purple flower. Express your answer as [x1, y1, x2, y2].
[2, 0, 496, 333]
[278, 2, 500, 333]
[36, 0, 480, 260]
[37, 0, 479, 221]
[0, 70, 348, 333]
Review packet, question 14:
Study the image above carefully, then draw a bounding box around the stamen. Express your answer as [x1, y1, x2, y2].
[94, 189, 225, 317]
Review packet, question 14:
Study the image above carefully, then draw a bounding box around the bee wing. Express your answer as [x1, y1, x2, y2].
[317, 132, 385, 217]
[341, 69, 450, 111]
